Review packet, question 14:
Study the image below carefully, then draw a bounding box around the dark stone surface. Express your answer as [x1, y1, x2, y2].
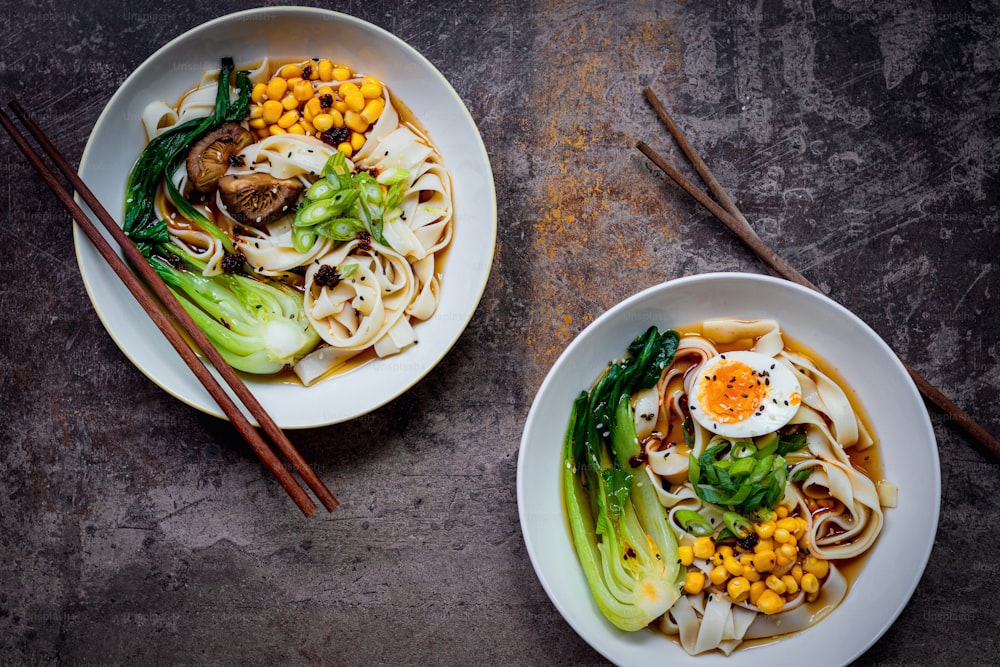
[1, 1, 998, 665]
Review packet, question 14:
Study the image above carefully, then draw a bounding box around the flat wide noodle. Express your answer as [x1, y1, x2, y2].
[641, 319, 888, 655]
[743, 564, 848, 639]
[304, 238, 415, 354]
[356, 119, 453, 261]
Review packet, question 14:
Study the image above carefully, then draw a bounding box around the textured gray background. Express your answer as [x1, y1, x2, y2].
[1, 0, 998, 665]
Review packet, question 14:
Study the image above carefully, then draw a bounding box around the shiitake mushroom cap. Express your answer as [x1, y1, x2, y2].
[186, 122, 254, 193]
[218, 173, 304, 227]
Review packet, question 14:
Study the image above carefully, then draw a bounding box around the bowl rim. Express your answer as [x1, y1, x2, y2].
[517, 271, 941, 665]
[74, 6, 497, 428]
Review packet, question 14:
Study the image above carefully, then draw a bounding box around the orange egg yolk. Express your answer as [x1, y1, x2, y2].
[697, 359, 768, 424]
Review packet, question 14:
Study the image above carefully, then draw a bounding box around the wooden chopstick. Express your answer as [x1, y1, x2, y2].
[0, 102, 339, 515]
[637, 86, 1000, 460]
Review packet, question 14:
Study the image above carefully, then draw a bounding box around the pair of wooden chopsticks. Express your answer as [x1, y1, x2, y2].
[637, 87, 1000, 460]
[0, 102, 338, 516]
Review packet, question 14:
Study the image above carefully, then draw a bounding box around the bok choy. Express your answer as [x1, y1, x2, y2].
[121, 57, 318, 374]
[563, 326, 684, 631]
[151, 254, 319, 374]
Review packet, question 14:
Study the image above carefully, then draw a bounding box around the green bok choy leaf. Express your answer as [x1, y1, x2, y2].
[562, 326, 683, 631]
[150, 253, 319, 374]
[123, 57, 251, 257]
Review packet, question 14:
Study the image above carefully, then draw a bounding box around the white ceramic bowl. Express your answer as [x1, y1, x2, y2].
[75, 7, 496, 428]
[517, 272, 939, 666]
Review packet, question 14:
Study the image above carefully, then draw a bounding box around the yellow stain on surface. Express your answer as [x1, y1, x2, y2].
[525, 5, 683, 369]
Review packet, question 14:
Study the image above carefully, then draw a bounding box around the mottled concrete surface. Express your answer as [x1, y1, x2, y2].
[1, 1, 998, 665]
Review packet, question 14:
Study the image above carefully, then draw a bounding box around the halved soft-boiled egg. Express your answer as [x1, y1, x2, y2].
[688, 351, 802, 438]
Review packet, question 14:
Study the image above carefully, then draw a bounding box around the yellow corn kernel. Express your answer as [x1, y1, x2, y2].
[710, 552, 725, 567]
[249, 105, 264, 119]
[336, 141, 353, 157]
[791, 564, 804, 583]
[755, 521, 776, 539]
[304, 62, 320, 80]
[255, 128, 270, 140]
[781, 575, 799, 595]
[776, 505, 790, 518]
[727, 576, 751, 603]
[749, 580, 767, 605]
[756, 590, 785, 615]
[281, 94, 299, 111]
[285, 77, 303, 90]
[305, 96, 323, 118]
[765, 574, 787, 595]
[337, 81, 365, 113]
[360, 98, 384, 124]
[279, 63, 303, 79]
[312, 113, 335, 133]
[801, 572, 820, 594]
[723, 556, 743, 577]
[678, 545, 694, 567]
[345, 110, 369, 133]
[332, 66, 351, 81]
[738, 553, 754, 568]
[754, 538, 774, 554]
[806, 591, 819, 603]
[293, 80, 314, 102]
[742, 565, 761, 583]
[248, 117, 267, 130]
[261, 100, 284, 124]
[299, 119, 315, 136]
[774, 528, 793, 544]
[716, 545, 734, 560]
[329, 109, 345, 128]
[692, 536, 714, 560]
[317, 85, 336, 101]
[317, 59, 334, 81]
[683, 571, 706, 595]
[268, 124, 287, 136]
[803, 555, 829, 579]
[752, 550, 776, 573]
[277, 110, 300, 129]
[344, 90, 365, 114]
[265, 77, 288, 101]
[333, 100, 348, 114]
[709, 565, 729, 586]
[287, 123, 305, 135]
[251, 82, 267, 103]
[777, 543, 797, 561]
[776, 517, 798, 532]
[360, 76, 382, 99]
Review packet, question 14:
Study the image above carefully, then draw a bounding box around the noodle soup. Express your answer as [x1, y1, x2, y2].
[562, 318, 896, 656]
[130, 56, 453, 385]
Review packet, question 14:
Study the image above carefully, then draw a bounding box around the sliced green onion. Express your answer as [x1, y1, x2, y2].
[728, 456, 757, 479]
[723, 511, 754, 539]
[674, 509, 714, 537]
[316, 217, 366, 241]
[338, 263, 359, 279]
[306, 179, 338, 201]
[791, 467, 813, 484]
